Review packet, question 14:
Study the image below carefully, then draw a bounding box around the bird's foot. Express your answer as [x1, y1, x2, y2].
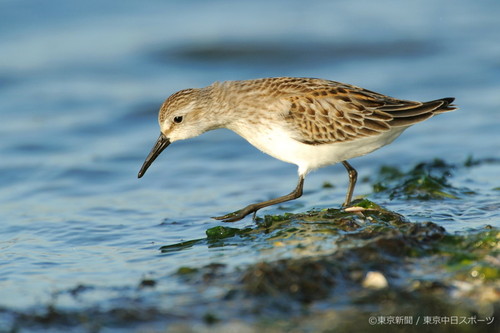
[341, 201, 351, 209]
[212, 204, 260, 223]
[212, 211, 245, 223]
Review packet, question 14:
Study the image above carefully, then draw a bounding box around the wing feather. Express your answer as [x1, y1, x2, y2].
[277, 78, 456, 145]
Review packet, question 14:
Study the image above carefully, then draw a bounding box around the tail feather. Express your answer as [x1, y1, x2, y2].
[387, 97, 456, 127]
[432, 97, 457, 113]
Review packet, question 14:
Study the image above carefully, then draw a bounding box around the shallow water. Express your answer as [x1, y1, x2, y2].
[1, 0, 499, 330]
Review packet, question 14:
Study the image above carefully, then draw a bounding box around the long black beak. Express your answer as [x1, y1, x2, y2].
[138, 133, 171, 178]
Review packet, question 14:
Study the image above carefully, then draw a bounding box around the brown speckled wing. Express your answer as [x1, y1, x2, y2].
[281, 79, 455, 145]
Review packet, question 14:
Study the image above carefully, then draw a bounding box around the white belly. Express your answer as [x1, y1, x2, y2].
[231, 125, 407, 176]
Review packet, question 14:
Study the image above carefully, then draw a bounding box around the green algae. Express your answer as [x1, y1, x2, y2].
[205, 226, 250, 240]
[160, 197, 498, 304]
[372, 158, 464, 200]
[435, 230, 500, 281]
[162, 198, 498, 330]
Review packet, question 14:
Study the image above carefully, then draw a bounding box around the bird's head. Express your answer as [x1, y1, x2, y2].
[137, 87, 216, 178]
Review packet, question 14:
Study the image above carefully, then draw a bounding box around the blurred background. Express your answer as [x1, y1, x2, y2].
[1, 0, 499, 326]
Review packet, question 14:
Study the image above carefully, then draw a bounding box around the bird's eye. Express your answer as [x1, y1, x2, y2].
[173, 116, 183, 124]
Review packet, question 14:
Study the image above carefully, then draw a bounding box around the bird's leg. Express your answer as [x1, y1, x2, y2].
[341, 161, 358, 207]
[213, 176, 305, 223]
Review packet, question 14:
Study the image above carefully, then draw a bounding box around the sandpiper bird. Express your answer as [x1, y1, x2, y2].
[138, 77, 456, 222]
